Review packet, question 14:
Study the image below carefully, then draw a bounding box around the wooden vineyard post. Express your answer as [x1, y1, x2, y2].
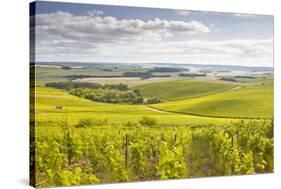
[156, 134, 163, 159]
[125, 134, 129, 170]
[66, 131, 72, 166]
[231, 135, 234, 175]
[174, 134, 177, 144]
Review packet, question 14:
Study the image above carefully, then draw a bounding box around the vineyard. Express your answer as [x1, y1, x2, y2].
[34, 118, 273, 187]
[33, 66, 273, 187]
[30, 3, 274, 188]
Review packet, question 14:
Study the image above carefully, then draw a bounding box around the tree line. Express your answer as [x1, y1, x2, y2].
[45, 82, 160, 104]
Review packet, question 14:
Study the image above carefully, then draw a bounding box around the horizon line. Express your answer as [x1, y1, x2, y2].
[33, 61, 274, 68]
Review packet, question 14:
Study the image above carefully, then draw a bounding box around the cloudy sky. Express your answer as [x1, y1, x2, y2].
[32, 1, 274, 67]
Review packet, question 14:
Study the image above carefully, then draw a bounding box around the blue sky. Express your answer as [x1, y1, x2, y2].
[32, 1, 274, 67]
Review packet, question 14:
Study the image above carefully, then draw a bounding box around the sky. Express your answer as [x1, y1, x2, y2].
[31, 1, 274, 67]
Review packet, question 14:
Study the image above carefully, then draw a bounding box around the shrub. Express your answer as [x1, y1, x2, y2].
[124, 121, 136, 127]
[69, 88, 143, 104]
[220, 77, 237, 82]
[62, 66, 72, 70]
[146, 97, 161, 104]
[75, 118, 109, 128]
[91, 118, 108, 126]
[138, 116, 158, 127]
[104, 83, 128, 91]
[75, 119, 93, 128]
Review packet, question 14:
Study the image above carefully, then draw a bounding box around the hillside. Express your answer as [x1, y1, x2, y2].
[151, 85, 273, 119]
[133, 79, 236, 101]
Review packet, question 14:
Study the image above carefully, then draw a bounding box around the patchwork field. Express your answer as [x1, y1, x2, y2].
[76, 77, 182, 87]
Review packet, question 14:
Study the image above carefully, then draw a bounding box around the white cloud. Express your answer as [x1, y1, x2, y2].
[35, 11, 209, 44]
[33, 11, 273, 67]
[36, 36, 273, 67]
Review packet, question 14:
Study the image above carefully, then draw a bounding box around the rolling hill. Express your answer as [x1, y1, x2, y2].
[133, 79, 237, 101]
[35, 87, 244, 128]
[151, 86, 273, 119]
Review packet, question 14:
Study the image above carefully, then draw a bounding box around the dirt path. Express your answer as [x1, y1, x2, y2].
[143, 105, 170, 113]
[228, 86, 241, 92]
[143, 105, 268, 120]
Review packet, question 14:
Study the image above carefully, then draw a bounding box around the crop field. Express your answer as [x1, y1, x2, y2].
[134, 79, 237, 101]
[32, 65, 274, 187]
[35, 65, 151, 86]
[35, 87, 239, 127]
[76, 77, 182, 87]
[152, 84, 273, 119]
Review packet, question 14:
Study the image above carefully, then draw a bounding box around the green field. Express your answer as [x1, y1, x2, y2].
[152, 85, 273, 119]
[134, 79, 237, 101]
[33, 65, 274, 187]
[35, 65, 150, 86]
[35, 87, 242, 127]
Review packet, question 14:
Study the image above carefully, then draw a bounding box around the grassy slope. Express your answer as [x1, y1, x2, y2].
[133, 79, 236, 101]
[152, 85, 273, 119]
[36, 75, 273, 127]
[35, 87, 242, 128]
